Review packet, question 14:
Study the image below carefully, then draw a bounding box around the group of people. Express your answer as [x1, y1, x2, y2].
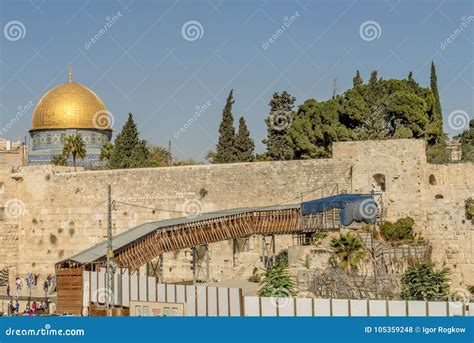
[7, 300, 49, 316]
[9, 273, 56, 295]
[3, 273, 56, 316]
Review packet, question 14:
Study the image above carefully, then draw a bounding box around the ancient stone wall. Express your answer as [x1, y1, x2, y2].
[0, 139, 472, 288]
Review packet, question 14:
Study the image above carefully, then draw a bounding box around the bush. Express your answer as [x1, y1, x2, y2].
[258, 263, 295, 297]
[275, 249, 288, 267]
[380, 217, 415, 241]
[400, 263, 451, 301]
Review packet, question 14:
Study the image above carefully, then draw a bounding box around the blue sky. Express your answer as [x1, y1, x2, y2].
[0, 0, 473, 161]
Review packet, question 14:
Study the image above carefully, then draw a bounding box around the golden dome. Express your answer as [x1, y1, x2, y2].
[31, 70, 111, 131]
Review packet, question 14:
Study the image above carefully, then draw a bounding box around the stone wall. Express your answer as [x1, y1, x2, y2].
[0, 139, 473, 288]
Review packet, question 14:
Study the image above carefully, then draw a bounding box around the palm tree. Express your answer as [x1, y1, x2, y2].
[100, 142, 114, 162]
[52, 154, 67, 166]
[63, 134, 86, 171]
[329, 232, 366, 273]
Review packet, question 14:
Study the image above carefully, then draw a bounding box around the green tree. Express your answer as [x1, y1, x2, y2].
[214, 90, 237, 164]
[353, 70, 363, 87]
[459, 119, 474, 161]
[429, 62, 445, 145]
[62, 134, 86, 171]
[100, 142, 114, 162]
[329, 232, 366, 273]
[379, 217, 415, 241]
[258, 263, 295, 297]
[234, 116, 255, 162]
[263, 91, 296, 160]
[148, 144, 172, 167]
[52, 154, 67, 166]
[400, 263, 451, 301]
[109, 113, 149, 169]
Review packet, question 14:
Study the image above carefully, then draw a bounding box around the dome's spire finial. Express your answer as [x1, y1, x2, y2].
[68, 65, 72, 83]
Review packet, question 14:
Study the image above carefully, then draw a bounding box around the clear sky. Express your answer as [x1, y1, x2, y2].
[0, 0, 472, 161]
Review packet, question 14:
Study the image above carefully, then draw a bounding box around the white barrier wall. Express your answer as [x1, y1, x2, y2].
[243, 297, 472, 317]
[83, 269, 242, 316]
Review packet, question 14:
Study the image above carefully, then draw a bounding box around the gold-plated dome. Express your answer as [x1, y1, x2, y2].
[31, 70, 111, 131]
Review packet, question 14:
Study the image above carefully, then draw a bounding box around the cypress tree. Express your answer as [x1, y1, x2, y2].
[109, 113, 149, 169]
[235, 116, 255, 162]
[214, 90, 237, 163]
[263, 91, 295, 160]
[429, 62, 445, 144]
[353, 70, 363, 87]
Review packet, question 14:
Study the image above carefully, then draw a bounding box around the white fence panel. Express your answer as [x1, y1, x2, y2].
[369, 300, 386, 316]
[295, 298, 312, 316]
[207, 287, 218, 316]
[147, 277, 156, 302]
[139, 276, 147, 301]
[157, 283, 165, 302]
[448, 302, 463, 316]
[185, 285, 196, 316]
[428, 302, 447, 316]
[244, 296, 260, 316]
[130, 273, 138, 301]
[121, 271, 129, 307]
[261, 297, 277, 316]
[388, 300, 406, 316]
[408, 301, 426, 316]
[469, 303, 474, 316]
[166, 284, 176, 303]
[218, 288, 229, 316]
[98, 270, 105, 302]
[197, 286, 207, 316]
[278, 298, 295, 316]
[114, 272, 121, 306]
[82, 271, 90, 307]
[332, 299, 349, 316]
[314, 298, 331, 316]
[176, 285, 186, 304]
[229, 288, 241, 316]
[350, 300, 368, 316]
[90, 271, 98, 303]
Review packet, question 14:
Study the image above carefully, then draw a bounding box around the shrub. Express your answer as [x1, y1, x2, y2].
[380, 217, 415, 241]
[275, 249, 288, 267]
[258, 263, 295, 297]
[400, 263, 451, 301]
[311, 231, 327, 245]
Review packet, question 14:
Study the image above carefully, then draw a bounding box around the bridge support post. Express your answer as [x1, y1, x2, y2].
[192, 247, 196, 285]
[205, 245, 210, 282]
[159, 254, 164, 283]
